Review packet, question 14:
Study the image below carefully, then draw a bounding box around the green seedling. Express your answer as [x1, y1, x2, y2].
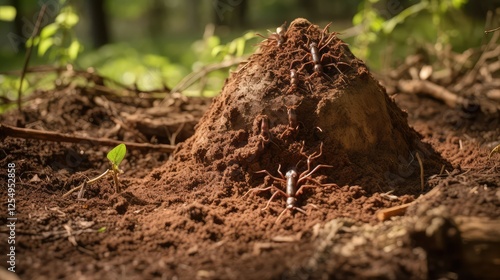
[107, 143, 126, 193]
[63, 143, 127, 198]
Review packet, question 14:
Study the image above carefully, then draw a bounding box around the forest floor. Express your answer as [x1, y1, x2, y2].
[1, 76, 499, 280]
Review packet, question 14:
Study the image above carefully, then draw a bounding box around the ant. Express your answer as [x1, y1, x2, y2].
[279, 104, 300, 139]
[253, 115, 280, 151]
[257, 22, 287, 47]
[244, 142, 337, 223]
[285, 69, 313, 95]
[291, 23, 349, 83]
[257, 115, 271, 149]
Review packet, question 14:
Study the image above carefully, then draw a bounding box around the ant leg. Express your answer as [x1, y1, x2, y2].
[262, 187, 287, 211]
[318, 32, 337, 53]
[276, 165, 285, 179]
[294, 184, 318, 196]
[290, 54, 309, 70]
[293, 206, 307, 215]
[255, 165, 286, 182]
[275, 205, 307, 224]
[299, 142, 324, 177]
[321, 53, 344, 75]
[256, 33, 268, 42]
[242, 186, 273, 198]
[275, 208, 289, 224]
[317, 22, 333, 47]
[303, 176, 337, 188]
[298, 164, 333, 184]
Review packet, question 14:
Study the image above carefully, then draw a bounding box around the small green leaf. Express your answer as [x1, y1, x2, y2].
[56, 10, 79, 27]
[228, 40, 237, 55]
[25, 37, 40, 48]
[206, 35, 220, 48]
[38, 37, 53, 56]
[0, 5, 16, 21]
[235, 38, 245, 57]
[107, 143, 127, 168]
[211, 45, 225, 57]
[40, 23, 58, 39]
[97, 227, 107, 233]
[67, 39, 81, 60]
[352, 13, 363, 25]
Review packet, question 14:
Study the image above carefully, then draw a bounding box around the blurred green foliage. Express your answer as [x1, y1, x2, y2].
[0, 5, 16, 21]
[29, 4, 82, 66]
[350, 0, 484, 70]
[0, 0, 490, 113]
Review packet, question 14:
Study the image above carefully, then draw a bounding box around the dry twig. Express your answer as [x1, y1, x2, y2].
[163, 57, 246, 104]
[0, 123, 175, 153]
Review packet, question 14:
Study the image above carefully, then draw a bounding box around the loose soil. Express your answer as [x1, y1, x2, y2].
[1, 18, 499, 280]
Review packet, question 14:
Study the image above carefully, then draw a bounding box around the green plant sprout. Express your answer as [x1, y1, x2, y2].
[107, 143, 126, 193]
[62, 143, 127, 198]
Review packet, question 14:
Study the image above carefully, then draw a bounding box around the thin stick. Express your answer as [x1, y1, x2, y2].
[0, 123, 175, 153]
[62, 182, 86, 198]
[18, 4, 47, 112]
[163, 57, 246, 104]
[485, 26, 500, 34]
[376, 202, 412, 221]
[62, 169, 110, 198]
[415, 152, 424, 192]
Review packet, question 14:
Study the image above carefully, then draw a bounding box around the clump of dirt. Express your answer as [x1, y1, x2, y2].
[148, 18, 446, 223]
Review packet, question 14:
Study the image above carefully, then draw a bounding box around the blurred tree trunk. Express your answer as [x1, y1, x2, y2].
[187, 0, 200, 31]
[86, 0, 109, 48]
[298, 0, 317, 19]
[213, 0, 247, 28]
[235, 0, 247, 28]
[464, 0, 500, 19]
[10, 0, 25, 51]
[148, 0, 167, 36]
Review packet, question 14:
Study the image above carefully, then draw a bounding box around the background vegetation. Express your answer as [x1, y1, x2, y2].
[0, 0, 495, 110]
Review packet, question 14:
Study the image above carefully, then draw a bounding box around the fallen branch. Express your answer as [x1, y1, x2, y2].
[0, 123, 175, 153]
[398, 79, 464, 108]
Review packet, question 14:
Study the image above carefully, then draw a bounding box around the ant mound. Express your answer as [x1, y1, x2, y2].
[146, 18, 446, 222]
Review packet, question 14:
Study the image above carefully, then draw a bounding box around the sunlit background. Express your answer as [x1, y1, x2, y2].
[0, 0, 496, 103]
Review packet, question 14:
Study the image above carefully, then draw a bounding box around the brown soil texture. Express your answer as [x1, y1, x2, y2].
[1, 18, 499, 280]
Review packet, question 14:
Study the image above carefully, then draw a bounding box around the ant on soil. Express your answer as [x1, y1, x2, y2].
[257, 115, 271, 149]
[279, 103, 301, 139]
[252, 115, 280, 152]
[285, 69, 314, 95]
[243, 142, 337, 223]
[291, 23, 350, 83]
[257, 22, 287, 47]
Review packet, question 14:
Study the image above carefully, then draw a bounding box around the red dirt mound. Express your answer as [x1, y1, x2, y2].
[146, 18, 446, 226]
